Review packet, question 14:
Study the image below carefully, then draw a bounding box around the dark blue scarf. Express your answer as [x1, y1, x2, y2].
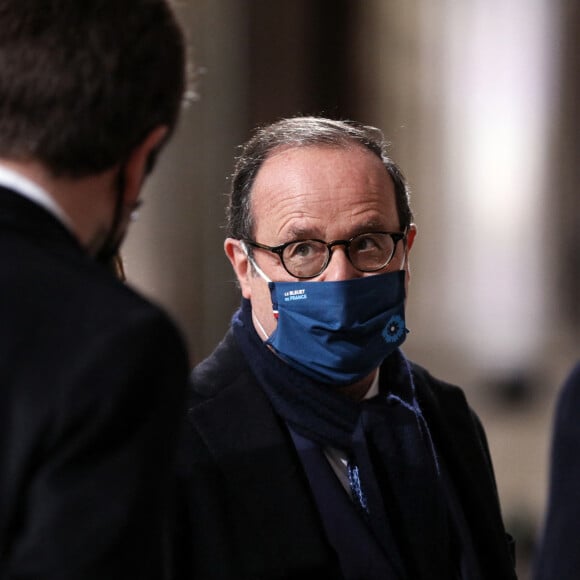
[232, 299, 452, 579]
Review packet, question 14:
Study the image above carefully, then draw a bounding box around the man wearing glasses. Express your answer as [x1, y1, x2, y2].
[175, 117, 516, 579]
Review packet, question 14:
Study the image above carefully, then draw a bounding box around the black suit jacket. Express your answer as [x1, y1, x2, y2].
[533, 361, 580, 580]
[0, 187, 189, 580]
[175, 329, 516, 580]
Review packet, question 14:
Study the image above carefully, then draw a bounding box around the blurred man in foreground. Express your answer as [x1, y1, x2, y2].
[175, 117, 516, 579]
[0, 1, 189, 578]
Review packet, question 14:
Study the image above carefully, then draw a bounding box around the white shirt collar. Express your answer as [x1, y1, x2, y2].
[0, 163, 73, 230]
[364, 368, 380, 399]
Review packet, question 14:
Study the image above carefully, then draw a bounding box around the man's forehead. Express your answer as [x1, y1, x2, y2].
[249, 145, 398, 240]
[252, 144, 389, 190]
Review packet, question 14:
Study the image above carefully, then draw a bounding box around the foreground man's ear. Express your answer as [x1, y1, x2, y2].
[120, 125, 169, 206]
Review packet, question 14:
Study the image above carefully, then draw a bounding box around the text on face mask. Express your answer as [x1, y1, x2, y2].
[284, 289, 307, 301]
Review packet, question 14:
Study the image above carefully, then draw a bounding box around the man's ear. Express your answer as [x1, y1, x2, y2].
[406, 223, 417, 251]
[224, 238, 253, 299]
[122, 125, 168, 205]
[403, 223, 417, 290]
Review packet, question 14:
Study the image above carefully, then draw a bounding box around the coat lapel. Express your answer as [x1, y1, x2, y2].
[190, 342, 339, 576]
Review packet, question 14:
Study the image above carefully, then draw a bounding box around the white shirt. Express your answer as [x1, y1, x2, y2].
[0, 163, 73, 231]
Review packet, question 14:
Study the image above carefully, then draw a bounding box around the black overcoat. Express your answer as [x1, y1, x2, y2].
[175, 328, 516, 580]
[0, 187, 189, 580]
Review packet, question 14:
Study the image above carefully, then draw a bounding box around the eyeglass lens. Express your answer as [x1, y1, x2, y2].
[282, 233, 397, 278]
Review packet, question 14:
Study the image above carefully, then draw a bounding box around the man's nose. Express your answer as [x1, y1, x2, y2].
[319, 245, 361, 281]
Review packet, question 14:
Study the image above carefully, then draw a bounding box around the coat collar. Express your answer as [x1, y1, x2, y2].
[0, 185, 81, 252]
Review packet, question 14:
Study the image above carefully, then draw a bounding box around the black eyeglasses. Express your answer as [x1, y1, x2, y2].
[243, 231, 407, 279]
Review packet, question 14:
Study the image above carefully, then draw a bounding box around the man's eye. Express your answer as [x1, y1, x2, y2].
[288, 242, 315, 258]
[353, 235, 379, 252]
[285, 241, 326, 260]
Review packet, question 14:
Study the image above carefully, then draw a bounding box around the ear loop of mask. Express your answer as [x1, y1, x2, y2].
[400, 234, 410, 271]
[241, 241, 272, 282]
[400, 249, 407, 271]
[94, 167, 127, 265]
[241, 241, 274, 340]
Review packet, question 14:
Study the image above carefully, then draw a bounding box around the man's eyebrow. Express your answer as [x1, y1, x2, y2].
[353, 221, 386, 233]
[282, 221, 389, 243]
[283, 226, 322, 241]
[344, 221, 392, 238]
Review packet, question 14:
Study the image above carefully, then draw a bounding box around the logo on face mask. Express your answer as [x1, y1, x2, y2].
[383, 314, 406, 343]
[283, 288, 307, 301]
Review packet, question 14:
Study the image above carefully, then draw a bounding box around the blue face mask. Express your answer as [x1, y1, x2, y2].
[255, 269, 409, 386]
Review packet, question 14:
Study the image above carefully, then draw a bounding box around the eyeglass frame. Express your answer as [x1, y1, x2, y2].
[242, 230, 408, 279]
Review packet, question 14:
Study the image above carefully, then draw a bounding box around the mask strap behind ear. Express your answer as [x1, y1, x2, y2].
[399, 231, 410, 270]
[400, 251, 408, 270]
[94, 165, 127, 265]
[240, 241, 273, 340]
[241, 241, 272, 283]
[253, 313, 270, 341]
